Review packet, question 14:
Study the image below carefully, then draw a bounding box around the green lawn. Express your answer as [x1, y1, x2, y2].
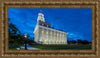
[9, 46, 20, 50]
[9, 44, 92, 50]
[31, 44, 92, 50]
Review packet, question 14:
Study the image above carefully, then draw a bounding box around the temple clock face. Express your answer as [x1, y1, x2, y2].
[8, 8, 92, 50]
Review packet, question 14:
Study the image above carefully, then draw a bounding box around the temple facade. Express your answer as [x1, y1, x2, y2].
[33, 11, 67, 45]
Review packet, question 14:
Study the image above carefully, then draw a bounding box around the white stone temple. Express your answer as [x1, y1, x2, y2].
[33, 11, 67, 45]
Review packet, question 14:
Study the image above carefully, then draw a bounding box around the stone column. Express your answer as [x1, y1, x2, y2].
[41, 28, 44, 44]
[46, 29, 48, 44]
[66, 33, 67, 44]
[52, 31, 54, 44]
[50, 30, 52, 44]
[57, 32, 58, 44]
[63, 33, 65, 44]
[60, 32, 61, 44]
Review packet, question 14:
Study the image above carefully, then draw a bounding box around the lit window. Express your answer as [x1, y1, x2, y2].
[50, 36, 52, 37]
[54, 33, 56, 35]
[47, 39, 48, 42]
[57, 34, 59, 36]
[55, 40, 56, 43]
[47, 25, 48, 27]
[57, 40, 58, 43]
[42, 39, 44, 41]
[47, 36, 48, 37]
[42, 24, 44, 25]
[50, 40, 52, 43]
[50, 32, 52, 35]
[42, 31, 44, 34]
[46, 31, 48, 34]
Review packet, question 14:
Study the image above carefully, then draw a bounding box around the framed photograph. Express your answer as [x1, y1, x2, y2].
[8, 8, 92, 50]
[0, 0, 100, 58]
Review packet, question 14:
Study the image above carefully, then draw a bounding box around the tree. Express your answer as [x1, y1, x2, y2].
[82, 40, 89, 45]
[9, 22, 25, 45]
[8, 18, 35, 47]
[77, 39, 82, 45]
[67, 40, 76, 44]
[72, 40, 76, 44]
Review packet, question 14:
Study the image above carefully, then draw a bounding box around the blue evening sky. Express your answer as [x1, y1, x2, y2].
[8, 8, 92, 42]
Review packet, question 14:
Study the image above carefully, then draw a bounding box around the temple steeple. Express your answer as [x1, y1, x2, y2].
[37, 10, 45, 22]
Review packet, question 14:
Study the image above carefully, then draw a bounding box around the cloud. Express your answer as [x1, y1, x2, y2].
[67, 32, 84, 41]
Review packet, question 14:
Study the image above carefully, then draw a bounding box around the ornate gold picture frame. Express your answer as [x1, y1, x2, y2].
[0, 0, 100, 58]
